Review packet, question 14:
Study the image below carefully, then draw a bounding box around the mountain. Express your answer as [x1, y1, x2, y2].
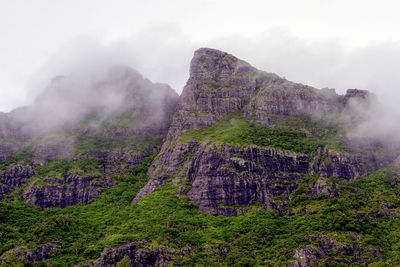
[1, 48, 399, 266]
[0, 65, 178, 207]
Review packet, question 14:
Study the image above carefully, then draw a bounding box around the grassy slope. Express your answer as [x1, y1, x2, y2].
[1, 113, 399, 266]
[181, 112, 350, 154]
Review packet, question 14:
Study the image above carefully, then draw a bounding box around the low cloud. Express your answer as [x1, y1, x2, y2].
[27, 27, 400, 110]
[5, 26, 400, 143]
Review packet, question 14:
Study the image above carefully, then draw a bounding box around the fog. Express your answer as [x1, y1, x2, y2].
[9, 63, 177, 137]
[2, 27, 400, 143]
[24, 28, 400, 110]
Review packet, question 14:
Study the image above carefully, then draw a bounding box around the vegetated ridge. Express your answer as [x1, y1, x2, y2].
[0, 48, 400, 266]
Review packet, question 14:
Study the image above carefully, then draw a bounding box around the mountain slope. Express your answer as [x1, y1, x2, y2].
[0, 65, 179, 206]
[0, 48, 399, 266]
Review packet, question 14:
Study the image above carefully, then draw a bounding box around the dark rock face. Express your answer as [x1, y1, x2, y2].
[0, 243, 62, 263]
[291, 246, 323, 266]
[182, 143, 309, 215]
[22, 148, 152, 209]
[164, 48, 261, 143]
[244, 78, 340, 124]
[0, 163, 35, 200]
[311, 147, 385, 180]
[344, 89, 373, 103]
[135, 48, 391, 215]
[291, 235, 382, 266]
[23, 172, 116, 209]
[75, 149, 152, 175]
[136, 141, 384, 215]
[84, 242, 185, 267]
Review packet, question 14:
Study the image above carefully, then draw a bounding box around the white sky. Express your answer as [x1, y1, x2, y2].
[1, 0, 400, 111]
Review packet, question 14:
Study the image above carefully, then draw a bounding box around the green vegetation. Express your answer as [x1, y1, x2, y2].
[1, 153, 399, 266]
[271, 115, 351, 152]
[181, 113, 349, 154]
[0, 146, 34, 170]
[99, 111, 152, 131]
[0, 110, 398, 266]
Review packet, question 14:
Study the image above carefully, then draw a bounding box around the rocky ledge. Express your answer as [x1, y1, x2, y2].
[291, 235, 381, 266]
[0, 243, 63, 263]
[23, 172, 116, 209]
[83, 242, 187, 267]
[135, 141, 386, 215]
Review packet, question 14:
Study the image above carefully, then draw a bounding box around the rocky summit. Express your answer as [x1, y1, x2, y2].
[1, 48, 400, 266]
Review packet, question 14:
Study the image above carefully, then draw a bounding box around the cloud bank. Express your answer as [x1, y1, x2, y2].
[21, 26, 400, 113]
[2, 25, 398, 144]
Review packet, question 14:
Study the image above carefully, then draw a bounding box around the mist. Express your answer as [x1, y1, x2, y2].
[7, 63, 178, 137]
[19, 27, 400, 110]
[2, 26, 400, 144]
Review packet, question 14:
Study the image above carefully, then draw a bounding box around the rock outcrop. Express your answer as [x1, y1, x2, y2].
[0, 243, 62, 263]
[135, 140, 384, 215]
[22, 147, 154, 209]
[164, 48, 261, 143]
[33, 141, 74, 164]
[0, 162, 35, 200]
[23, 173, 116, 209]
[291, 235, 381, 266]
[311, 146, 385, 180]
[84, 242, 186, 267]
[135, 48, 390, 214]
[244, 77, 341, 124]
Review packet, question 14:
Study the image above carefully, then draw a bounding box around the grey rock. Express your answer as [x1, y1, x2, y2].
[136, 140, 384, 215]
[0, 243, 62, 263]
[311, 146, 385, 180]
[0, 162, 35, 200]
[164, 48, 261, 144]
[292, 246, 322, 266]
[23, 172, 116, 209]
[84, 242, 184, 267]
[291, 235, 382, 266]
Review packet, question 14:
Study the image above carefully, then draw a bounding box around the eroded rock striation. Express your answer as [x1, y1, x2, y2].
[136, 140, 385, 215]
[23, 172, 116, 209]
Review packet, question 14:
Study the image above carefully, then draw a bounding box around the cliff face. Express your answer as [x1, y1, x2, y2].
[135, 141, 385, 216]
[135, 48, 391, 215]
[164, 48, 261, 143]
[164, 48, 348, 144]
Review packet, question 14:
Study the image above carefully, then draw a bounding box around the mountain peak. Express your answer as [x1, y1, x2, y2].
[189, 48, 255, 82]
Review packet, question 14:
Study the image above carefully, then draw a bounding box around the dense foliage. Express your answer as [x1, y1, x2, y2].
[1, 113, 399, 266]
[182, 113, 349, 153]
[1, 156, 400, 266]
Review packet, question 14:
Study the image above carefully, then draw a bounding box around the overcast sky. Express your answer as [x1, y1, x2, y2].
[1, 0, 400, 112]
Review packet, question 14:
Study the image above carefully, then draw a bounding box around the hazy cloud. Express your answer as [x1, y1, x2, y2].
[1, 25, 399, 144]
[20, 27, 400, 113]
[26, 24, 196, 104]
[208, 31, 400, 110]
